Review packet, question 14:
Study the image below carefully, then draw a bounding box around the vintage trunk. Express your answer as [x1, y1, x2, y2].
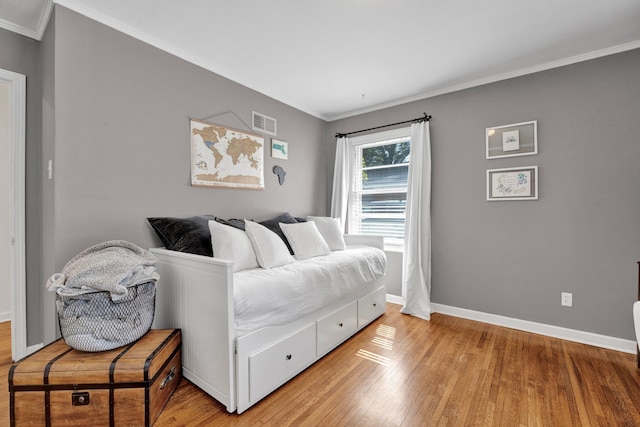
[9, 329, 182, 426]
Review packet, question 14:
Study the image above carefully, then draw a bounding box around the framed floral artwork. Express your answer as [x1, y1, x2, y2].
[487, 166, 538, 201]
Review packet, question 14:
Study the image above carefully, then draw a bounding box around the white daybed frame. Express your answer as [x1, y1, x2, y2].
[150, 235, 387, 414]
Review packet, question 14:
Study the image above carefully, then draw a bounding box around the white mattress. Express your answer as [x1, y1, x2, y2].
[233, 245, 386, 336]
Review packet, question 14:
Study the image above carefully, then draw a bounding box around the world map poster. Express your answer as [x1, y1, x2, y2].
[190, 119, 265, 189]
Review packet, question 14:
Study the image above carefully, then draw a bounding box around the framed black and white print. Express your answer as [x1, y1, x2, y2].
[486, 120, 537, 159]
[487, 166, 538, 201]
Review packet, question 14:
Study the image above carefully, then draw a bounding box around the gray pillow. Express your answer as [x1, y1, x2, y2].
[215, 217, 246, 230]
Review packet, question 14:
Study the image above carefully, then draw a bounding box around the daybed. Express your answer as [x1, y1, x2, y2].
[148, 215, 387, 413]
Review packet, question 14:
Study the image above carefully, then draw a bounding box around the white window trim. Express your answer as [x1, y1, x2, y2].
[348, 127, 411, 252]
[348, 127, 411, 147]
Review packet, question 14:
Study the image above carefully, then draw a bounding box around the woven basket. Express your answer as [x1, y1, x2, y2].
[55, 281, 156, 352]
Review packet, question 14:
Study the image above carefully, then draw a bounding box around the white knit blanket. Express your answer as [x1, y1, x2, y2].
[47, 240, 159, 301]
[46, 240, 159, 351]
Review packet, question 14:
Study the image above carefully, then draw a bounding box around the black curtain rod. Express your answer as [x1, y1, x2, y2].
[335, 112, 431, 138]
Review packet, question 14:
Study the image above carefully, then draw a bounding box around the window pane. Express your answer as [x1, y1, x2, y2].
[361, 218, 406, 239]
[362, 192, 406, 214]
[350, 131, 411, 244]
[362, 141, 410, 167]
[362, 165, 408, 191]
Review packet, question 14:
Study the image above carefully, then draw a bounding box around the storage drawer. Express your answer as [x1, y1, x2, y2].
[358, 287, 386, 328]
[248, 323, 316, 402]
[317, 301, 357, 356]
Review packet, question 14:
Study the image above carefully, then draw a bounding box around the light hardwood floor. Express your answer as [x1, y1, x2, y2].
[3, 305, 640, 426]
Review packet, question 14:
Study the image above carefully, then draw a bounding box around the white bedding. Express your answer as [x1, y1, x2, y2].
[233, 245, 386, 336]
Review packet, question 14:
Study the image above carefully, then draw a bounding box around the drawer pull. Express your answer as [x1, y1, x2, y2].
[160, 367, 176, 389]
[338, 322, 343, 327]
[373, 303, 377, 307]
[286, 354, 292, 360]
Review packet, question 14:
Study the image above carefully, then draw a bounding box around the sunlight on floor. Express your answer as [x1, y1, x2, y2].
[372, 337, 393, 350]
[356, 349, 390, 366]
[356, 324, 396, 366]
[376, 325, 396, 339]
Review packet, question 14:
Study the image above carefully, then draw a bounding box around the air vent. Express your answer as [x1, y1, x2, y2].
[252, 111, 277, 136]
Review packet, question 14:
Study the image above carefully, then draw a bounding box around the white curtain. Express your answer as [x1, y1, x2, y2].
[401, 120, 432, 320]
[330, 136, 350, 230]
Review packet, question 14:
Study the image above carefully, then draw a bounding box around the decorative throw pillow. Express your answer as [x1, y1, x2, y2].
[280, 222, 331, 260]
[147, 215, 216, 256]
[208, 221, 258, 272]
[215, 217, 246, 231]
[244, 220, 293, 269]
[259, 212, 299, 254]
[307, 216, 347, 251]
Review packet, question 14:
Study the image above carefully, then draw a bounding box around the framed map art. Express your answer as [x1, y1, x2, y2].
[190, 119, 265, 190]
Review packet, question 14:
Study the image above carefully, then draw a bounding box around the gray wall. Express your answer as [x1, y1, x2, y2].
[40, 7, 328, 343]
[329, 49, 640, 341]
[9, 4, 640, 344]
[0, 27, 43, 345]
[40, 12, 56, 344]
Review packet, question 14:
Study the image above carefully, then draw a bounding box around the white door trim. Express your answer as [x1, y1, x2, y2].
[1, 68, 27, 362]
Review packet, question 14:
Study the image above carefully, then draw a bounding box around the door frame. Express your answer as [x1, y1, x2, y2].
[1, 68, 27, 362]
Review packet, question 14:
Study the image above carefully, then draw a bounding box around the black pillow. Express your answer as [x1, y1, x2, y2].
[215, 217, 246, 231]
[147, 215, 216, 257]
[259, 213, 299, 254]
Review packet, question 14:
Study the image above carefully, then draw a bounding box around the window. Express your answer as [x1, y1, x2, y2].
[349, 127, 411, 248]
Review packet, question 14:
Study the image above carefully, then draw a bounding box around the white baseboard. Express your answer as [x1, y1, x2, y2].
[432, 303, 637, 355]
[386, 294, 404, 306]
[26, 343, 43, 357]
[0, 311, 10, 323]
[385, 295, 636, 354]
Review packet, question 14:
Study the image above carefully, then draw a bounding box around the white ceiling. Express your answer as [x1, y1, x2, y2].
[2, 0, 640, 121]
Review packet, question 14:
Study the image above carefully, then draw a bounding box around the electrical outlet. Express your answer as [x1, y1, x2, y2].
[561, 292, 573, 307]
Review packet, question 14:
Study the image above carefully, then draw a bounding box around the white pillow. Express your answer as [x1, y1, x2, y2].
[208, 221, 258, 272]
[280, 221, 331, 260]
[307, 216, 346, 251]
[244, 220, 293, 269]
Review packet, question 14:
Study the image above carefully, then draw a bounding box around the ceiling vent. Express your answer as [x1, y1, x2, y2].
[252, 111, 277, 136]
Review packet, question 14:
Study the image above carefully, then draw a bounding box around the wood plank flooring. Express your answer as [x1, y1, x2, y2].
[3, 304, 640, 425]
[0, 319, 10, 424]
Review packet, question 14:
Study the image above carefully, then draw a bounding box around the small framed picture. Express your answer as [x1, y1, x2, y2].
[487, 166, 538, 201]
[271, 139, 288, 160]
[486, 120, 537, 159]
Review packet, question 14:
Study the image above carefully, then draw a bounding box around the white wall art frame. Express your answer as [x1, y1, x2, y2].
[271, 139, 288, 160]
[487, 166, 538, 201]
[486, 120, 537, 159]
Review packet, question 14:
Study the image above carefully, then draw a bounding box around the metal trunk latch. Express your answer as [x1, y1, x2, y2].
[72, 392, 90, 406]
[160, 367, 176, 389]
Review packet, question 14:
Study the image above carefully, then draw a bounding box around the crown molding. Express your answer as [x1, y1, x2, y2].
[0, 0, 52, 41]
[0, 17, 39, 40]
[51, 1, 640, 122]
[36, 0, 54, 40]
[327, 39, 640, 122]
